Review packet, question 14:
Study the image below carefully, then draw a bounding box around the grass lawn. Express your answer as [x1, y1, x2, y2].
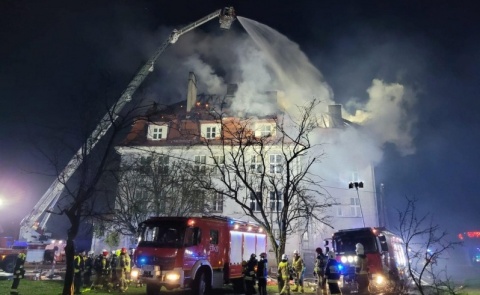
[2, 279, 480, 295]
[0, 279, 316, 295]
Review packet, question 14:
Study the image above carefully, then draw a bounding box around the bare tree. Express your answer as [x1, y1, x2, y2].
[189, 99, 336, 263]
[101, 151, 211, 240]
[31, 95, 151, 295]
[395, 196, 462, 295]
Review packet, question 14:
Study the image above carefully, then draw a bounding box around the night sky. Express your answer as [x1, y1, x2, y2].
[1, 0, 479, 239]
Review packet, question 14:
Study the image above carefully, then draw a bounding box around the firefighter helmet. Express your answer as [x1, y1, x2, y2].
[102, 249, 108, 256]
[251, 253, 256, 259]
[121, 247, 127, 254]
[260, 252, 267, 258]
[355, 243, 364, 255]
[88, 250, 94, 256]
[293, 250, 299, 255]
[281, 254, 288, 261]
[315, 247, 323, 254]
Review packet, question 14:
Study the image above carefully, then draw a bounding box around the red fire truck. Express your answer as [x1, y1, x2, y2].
[133, 216, 267, 295]
[328, 227, 408, 293]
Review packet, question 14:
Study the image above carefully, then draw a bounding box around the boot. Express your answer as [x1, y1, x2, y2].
[300, 286, 304, 293]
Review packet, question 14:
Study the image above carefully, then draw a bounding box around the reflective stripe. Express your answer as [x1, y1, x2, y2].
[327, 279, 339, 283]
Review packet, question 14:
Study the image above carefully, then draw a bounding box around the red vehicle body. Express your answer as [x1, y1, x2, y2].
[329, 227, 408, 293]
[134, 216, 267, 295]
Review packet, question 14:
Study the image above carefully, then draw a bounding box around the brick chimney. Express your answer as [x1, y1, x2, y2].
[328, 104, 343, 128]
[186, 72, 197, 112]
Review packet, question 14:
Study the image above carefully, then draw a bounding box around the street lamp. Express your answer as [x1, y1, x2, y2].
[349, 181, 365, 227]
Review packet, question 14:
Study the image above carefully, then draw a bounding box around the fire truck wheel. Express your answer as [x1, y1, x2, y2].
[146, 283, 160, 295]
[192, 271, 206, 295]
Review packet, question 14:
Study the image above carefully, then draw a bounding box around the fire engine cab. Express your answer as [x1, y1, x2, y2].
[134, 216, 267, 295]
[328, 227, 408, 293]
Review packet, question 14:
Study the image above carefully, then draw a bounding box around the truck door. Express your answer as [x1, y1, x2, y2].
[208, 226, 223, 270]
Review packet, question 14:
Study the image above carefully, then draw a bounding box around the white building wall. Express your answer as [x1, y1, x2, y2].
[115, 129, 378, 260]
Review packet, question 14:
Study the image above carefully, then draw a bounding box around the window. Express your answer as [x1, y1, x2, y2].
[260, 125, 272, 137]
[337, 206, 343, 217]
[269, 191, 283, 212]
[201, 123, 221, 139]
[302, 231, 309, 241]
[206, 126, 216, 139]
[212, 155, 225, 174]
[212, 193, 223, 212]
[256, 124, 275, 137]
[210, 230, 219, 244]
[350, 197, 362, 217]
[191, 190, 205, 212]
[269, 154, 283, 173]
[250, 191, 262, 212]
[157, 155, 169, 175]
[250, 155, 263, 173]
[194, 155, 206, 173]
[148, 124, 167, 140]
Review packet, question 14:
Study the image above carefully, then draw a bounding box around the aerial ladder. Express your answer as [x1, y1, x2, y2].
[19, 7, 236, 244]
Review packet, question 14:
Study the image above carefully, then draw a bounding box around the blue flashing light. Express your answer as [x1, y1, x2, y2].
[229, 220, 234, 225]
[139, 257, 147, 265]
[338, 263, 344, 273]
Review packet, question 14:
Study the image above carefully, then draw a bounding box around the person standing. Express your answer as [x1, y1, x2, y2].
[292, 250, 305, 293]
[73, 250, 85, 295]
[277, 254, 291, 295]
[355, 243, 369, 294]
[83, 251, 94, 288]
[10, 252, 26, 295]
[244, 253, 258, 295]
[325, 251, 342, 295]
[313, 247, 327, 295]
[256, 252, 268, 295]
[110, 250, 118, 289]
[117, 247, 130, 293]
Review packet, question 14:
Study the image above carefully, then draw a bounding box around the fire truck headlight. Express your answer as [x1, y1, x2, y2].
[347, 256, 354, 263]
[130, 269, 139, 279]
[166, 272, 181, 281]
[375, 275, 385, 285]
[341, 256, 347, 263]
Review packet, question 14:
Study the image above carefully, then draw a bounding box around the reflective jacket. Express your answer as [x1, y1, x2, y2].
[278, 260, 290, 279]
[13, 253, 26, 279]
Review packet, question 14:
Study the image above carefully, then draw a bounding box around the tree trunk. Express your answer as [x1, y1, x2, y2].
[62, 238, 75, 295]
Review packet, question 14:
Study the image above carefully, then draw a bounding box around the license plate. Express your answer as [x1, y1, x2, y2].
[142, 265, 154, 271]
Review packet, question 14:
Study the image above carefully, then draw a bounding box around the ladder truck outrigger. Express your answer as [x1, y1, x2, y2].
[18, 7, 236, 246]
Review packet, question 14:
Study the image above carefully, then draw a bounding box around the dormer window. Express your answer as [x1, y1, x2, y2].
[255, 123, 276, 138]
[201, 123, 221, 139]
[148, 123, 168, 140]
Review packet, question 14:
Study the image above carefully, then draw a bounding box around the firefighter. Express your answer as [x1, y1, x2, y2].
[256, 252, 268, 295]
[73, 250, 85, 294]
[244, 253, 258, 295]
[117, 247, 130, 293]
[110, 249, 119, 289]
[83, 251, 94, 288]
[277, 253, 291, 295]
[292, 250, 305, 293]
[325, 251, 342, 295]
[10, 252, 26, 295]
[313, 247, 327, 295]
[92, 249, 110, 291]
[355, 243, 369, 294]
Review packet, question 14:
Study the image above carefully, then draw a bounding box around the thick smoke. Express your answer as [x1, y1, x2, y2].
[145, 16, 417, 166]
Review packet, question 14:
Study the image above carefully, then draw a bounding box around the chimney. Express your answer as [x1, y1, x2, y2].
[186, 72, 197, 112]
[328, 104, 343, 128]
